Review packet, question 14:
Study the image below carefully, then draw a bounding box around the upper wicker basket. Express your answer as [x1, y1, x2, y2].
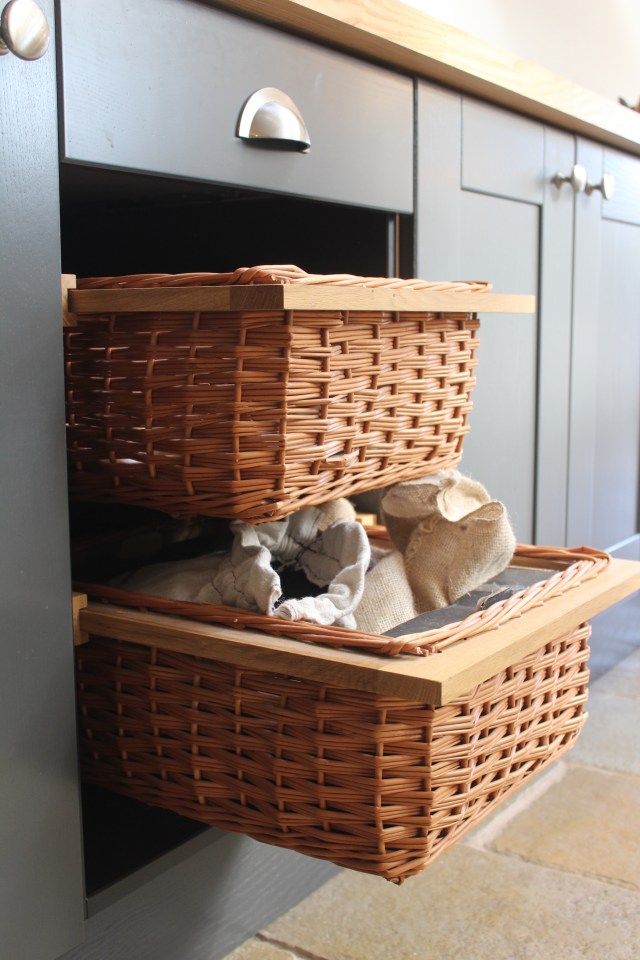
[64, 265, 531, 523]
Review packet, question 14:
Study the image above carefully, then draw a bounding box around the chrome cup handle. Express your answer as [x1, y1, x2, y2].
[236, 87, 311, 153]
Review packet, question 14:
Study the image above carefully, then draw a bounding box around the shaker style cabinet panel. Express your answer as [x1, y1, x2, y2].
[58, 0, 413, 212]
[0, 1, 85, 958]
[416, 83, 574, 544]
[568, 144, 640, 553]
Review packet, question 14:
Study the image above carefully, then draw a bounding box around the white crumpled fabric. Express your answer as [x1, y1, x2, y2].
[216, 508, 369, 626]
[113, 500, 370, 629]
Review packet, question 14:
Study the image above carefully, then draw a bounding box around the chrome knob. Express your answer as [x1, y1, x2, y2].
[586, 173, 615, 200]
[551, 164, 587, 193]
[0, 0, 49, 61]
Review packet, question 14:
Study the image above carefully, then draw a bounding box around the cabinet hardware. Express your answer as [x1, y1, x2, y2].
[0, 0, 48, 61]
[586, 172, 615, 200]
[236, 87, 310, 152]
[551, 163, 587, 193]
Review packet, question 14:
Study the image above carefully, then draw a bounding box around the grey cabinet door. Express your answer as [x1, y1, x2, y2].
[0, 2, 85, 957]
[568, 143, 640, 553]
[416, 85, 574, 544]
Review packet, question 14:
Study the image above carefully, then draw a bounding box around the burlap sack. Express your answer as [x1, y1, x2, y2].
[354, 549, 418, 634]
[382, 472, 516, 611]
[382, 471, 492, 550]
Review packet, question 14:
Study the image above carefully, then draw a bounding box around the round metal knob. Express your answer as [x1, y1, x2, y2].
[551, 164, 587, 193]
[0, 0, 49, 61]
[586, 173, 615, 201]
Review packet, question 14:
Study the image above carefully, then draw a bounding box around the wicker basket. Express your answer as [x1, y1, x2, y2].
[75, 543, 611, 882]
[63, 266, 506, 523]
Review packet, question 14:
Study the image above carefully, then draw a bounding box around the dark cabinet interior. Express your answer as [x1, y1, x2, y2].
[60, 164, 413, 279]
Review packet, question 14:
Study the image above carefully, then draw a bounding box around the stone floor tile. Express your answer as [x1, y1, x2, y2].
[258, 845, 640, 960]
[595, 647, 640, 700]
[570, 692, 640, 774]
[493, 765, 640, 889]
[224, 938, 297, 959]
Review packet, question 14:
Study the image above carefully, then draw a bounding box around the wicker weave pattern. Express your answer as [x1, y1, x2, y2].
[65, 273, 482, 522]
[78, 265, 492, 291]
[77, 624, 590, 882]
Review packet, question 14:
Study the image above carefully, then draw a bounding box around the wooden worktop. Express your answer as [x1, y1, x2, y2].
[215, 0, 640, 156]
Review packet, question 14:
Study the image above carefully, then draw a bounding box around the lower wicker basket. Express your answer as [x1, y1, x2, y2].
[73, 542, 611, 882]
[77, 625, 590, 883]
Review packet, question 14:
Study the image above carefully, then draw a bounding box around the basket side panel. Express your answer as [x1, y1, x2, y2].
[282, 310, 479, 512]
[425, 623, 591, 864]
[65, 311, 290, 517]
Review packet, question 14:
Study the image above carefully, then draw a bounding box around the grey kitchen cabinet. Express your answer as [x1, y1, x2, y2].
[568, 143, 640, 556]
[1, 3, 638, 959]
[416, 84, 574, 544]
[0, 1, 85, 957]
[58, 0, 413, 212]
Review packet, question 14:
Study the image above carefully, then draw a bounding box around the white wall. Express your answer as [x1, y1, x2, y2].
[402, 0, 640, 105]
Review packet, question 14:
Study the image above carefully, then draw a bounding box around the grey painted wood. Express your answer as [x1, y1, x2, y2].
[417, 83, 541, 542]
[568, 142, 640, 551]
[602, 148, 640, 227]
[0, 2, 85, 957]
[458, 192, 538, 541]
[415, 85, 462, 278]
[567, 140, 603, 546]
[461, 99, 544, 204]
[61, 831, 337, 960]
[535, 128, 575, 545]
[568, 141, 640, 551]
[591, 217, 640, 549]
[59, 0, 413, 212]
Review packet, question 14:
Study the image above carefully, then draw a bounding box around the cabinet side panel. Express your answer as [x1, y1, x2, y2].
[0, 2, 85, 957]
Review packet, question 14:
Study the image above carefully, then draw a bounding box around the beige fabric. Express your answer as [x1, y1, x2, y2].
[382, 471, 492, 551]
[113, 498, 369, 628]
[382, 472, 516, 611]
[316, 497, 357, 530]
[355, 549, 418, 635]
[219, 507, 369, 627]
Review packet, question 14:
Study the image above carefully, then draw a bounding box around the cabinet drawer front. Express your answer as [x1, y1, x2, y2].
[59, 0, 413, 212]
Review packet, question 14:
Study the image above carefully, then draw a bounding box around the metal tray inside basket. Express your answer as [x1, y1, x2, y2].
[386, 566, 555, 637]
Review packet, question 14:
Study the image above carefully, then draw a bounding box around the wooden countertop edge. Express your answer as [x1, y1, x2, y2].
[212, 0, 640, 156]
[78, 557, 640, 706]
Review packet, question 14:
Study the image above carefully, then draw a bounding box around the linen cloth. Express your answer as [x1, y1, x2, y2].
[113, 499, 370, 628]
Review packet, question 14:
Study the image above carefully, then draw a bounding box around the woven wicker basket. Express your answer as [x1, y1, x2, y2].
[75, 542, 610, 882]
[63, 266, 508, 523]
